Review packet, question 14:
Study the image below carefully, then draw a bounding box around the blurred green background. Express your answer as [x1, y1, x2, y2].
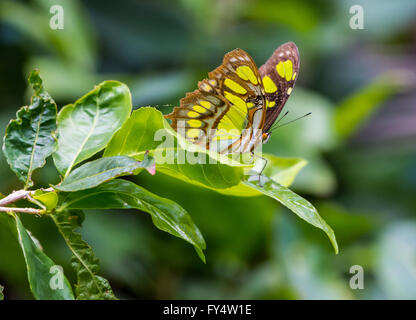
[1, 0, 416, 299]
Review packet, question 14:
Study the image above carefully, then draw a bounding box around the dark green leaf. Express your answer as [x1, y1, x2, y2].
[58, 179, 206, 262]
[104, 107, 245, 190]
[13, 214, 74, 300]
[244, 176, 338, 254]
[2, 69, 57, 188]
[54, 155, 155, 192]
[51, 210, 117, 300]
[53, 80, 132, 177]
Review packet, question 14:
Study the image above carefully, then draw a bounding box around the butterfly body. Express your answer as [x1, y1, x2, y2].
[166, 42, 299, 154]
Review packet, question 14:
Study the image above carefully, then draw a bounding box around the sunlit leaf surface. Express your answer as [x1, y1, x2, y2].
[53, 80, 132, 177]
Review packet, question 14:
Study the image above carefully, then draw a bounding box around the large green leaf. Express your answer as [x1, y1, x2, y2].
[58, 179, 206, 262]
[51, 210, 117, 300]
[13, 214, 75, 300]
[53, 80, 132, 177]
[2, 70, 57, 188]
[104, 107, 245, 190]
[244, 176, 338, 254]
[54, 155, 155, 192]
[216, 155, 307, 197]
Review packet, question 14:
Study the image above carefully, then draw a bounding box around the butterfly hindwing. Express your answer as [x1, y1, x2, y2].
[258, 42, 300, 132]
[166, 89, 229, 144]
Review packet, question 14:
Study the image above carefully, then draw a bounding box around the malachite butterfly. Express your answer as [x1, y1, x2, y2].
[166, 42, 300, 155]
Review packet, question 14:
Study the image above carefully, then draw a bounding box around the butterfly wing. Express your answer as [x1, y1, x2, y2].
[165, 89, 232, 145]
[258, 42, 300, 132]
[166, 49, 266, 153]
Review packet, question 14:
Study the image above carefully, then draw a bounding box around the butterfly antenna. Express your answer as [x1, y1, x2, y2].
[269, 111, 289, 132]
[270, 112, 312, 132]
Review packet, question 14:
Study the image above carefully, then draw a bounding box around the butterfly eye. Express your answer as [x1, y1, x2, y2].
[262, 132, 270, 143]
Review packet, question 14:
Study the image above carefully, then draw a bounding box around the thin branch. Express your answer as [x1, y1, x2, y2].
[0, 207, 43, 215]
[0, 188, 54, 207]
[0, 190, 30, 206]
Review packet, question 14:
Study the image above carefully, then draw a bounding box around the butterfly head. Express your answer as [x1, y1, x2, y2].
[262, 131, 271, 144]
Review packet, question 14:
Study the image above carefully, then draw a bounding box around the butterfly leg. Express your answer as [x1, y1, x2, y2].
[257, 155, 268, 186]
[247, 152, 268, 187]
[258, 155, 268, 176]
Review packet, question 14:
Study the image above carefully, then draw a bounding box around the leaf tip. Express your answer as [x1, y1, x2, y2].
[195, 247, 206, 263]
[142, 150, 156, 175]
[28, 69, 43, 93]
[326, 227, 339, 254]
[146, 164, 156, 176]
[332, 239, 339, 255]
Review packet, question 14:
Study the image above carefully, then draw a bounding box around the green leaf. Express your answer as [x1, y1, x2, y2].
[2, 69, 57, 188]
[104, 107, 245, 190]
[54, 155, 155, 192]
[13, 214, 75, 300]
[31, 190, 59, 210]
[50, 210, 117, 300]
[0, 284, 4, 300]
[243, 176, 338, 254]
[334, 71, 407, 141]
[263, 155, 308, 187]
[58, 179, 207, 262]
[53, 80, 132, 177]
[216, 154, 307, 197]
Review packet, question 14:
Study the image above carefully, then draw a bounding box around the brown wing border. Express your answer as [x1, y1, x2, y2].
[259, 42, 300, 132]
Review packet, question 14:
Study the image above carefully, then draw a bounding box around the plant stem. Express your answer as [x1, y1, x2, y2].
[0, 187, 54, 214]
[0, 190, 30, 206]
[0, 207, 43, 214]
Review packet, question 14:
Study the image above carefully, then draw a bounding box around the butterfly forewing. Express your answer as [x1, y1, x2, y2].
[258, 42, 300, 132]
